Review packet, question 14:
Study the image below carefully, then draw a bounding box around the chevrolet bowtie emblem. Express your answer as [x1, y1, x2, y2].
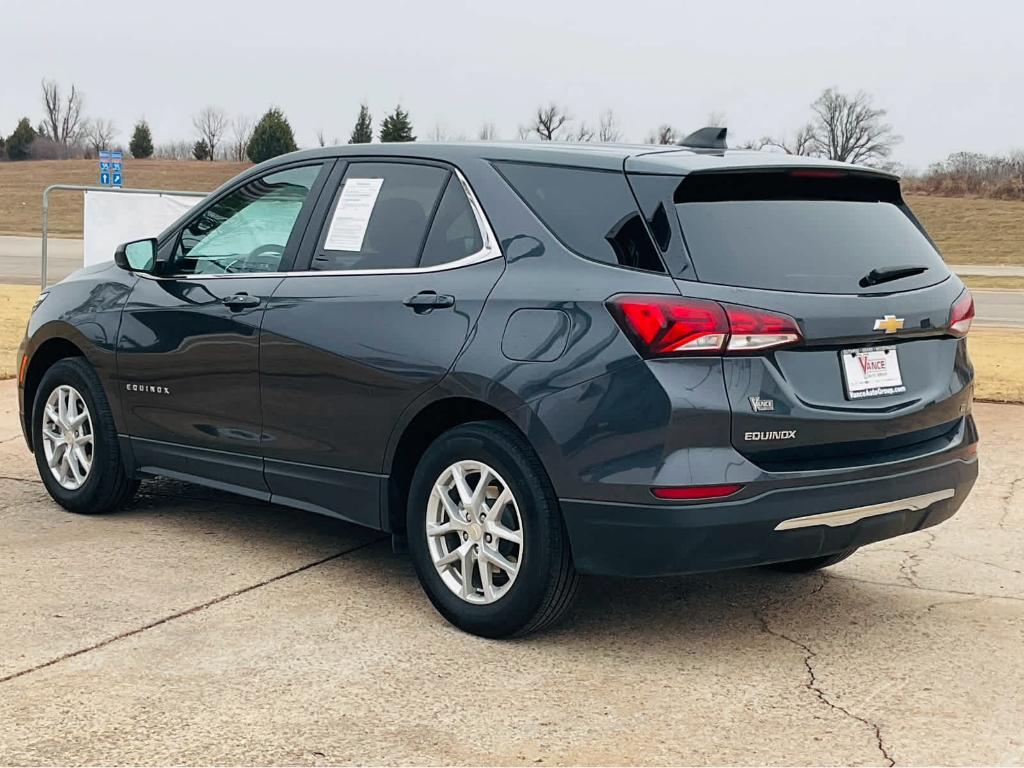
[873, 315, 905, 334]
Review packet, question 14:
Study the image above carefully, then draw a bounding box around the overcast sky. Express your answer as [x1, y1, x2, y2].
[2, 0, 1019, 170]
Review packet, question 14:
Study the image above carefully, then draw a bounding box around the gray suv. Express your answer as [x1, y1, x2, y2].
[18, 132, 978, 637]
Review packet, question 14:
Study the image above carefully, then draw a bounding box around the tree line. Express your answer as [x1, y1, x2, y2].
[3, 79, 1021, 200]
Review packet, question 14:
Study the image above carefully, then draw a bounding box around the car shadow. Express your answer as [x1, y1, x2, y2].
[121, 478, 913, 646]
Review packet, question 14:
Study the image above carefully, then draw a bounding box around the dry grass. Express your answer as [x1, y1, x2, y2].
[0, 159, 250, 238]
[0, 283, 1020, 403]
[0, 284, 38, 378]
[906, 194, 1024, 265]
[962, 276, 1024, 291]
[966, 329, 1024, 403]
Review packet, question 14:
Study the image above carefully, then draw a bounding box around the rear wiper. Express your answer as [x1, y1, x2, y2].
[859, 264, 929, 288]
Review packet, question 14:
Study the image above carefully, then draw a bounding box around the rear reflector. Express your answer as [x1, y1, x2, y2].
[609, 295, 801, 357]
[949, 290, 974, 337]
[651, 484, 743, 501]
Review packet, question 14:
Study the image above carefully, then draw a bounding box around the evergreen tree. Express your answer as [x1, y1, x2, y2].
[129, 120, 154, 158]
[349, 103, 373, 144]
[192, 139, 211, 161]
[247, 107, 298, 163]
[379, 105, 416, 142]
[5, 118, 37, 160]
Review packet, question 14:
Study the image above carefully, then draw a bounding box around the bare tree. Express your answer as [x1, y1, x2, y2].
[229, 115, 254, 162]
[192, 106, 228, 161]
[569, 122, 594, 142]
[705, 110, 728, 128]
[82, 118, 117, 155]
[517, 125, 532, 141]
[531, 104, 570, 141]
[598, 109, 622, 142]
[478, 122, 497, 141]
[645, 124, 680, 145]
[745, 123, 817, 155]
[809, 88, 900, 165]
[41, 79, 85, 152]
[316, 129, 327, 147]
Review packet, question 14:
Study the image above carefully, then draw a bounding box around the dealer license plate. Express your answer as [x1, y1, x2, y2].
[841, 346, 906, 400]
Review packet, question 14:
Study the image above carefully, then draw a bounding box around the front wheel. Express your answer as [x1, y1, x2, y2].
[407, 421, 580, 638]
[32, 358, 138, 514]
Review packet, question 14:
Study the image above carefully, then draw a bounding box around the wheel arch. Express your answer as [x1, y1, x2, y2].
[22, 336, 87, 451]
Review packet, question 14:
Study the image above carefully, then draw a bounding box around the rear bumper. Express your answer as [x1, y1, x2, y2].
[560, 455, 978, 577]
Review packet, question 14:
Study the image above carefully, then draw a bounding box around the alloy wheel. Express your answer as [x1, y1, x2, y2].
[426, 460, 524, 604]
[40, 384, 94, 491]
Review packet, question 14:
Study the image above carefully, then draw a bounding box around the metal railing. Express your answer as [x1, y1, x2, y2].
[41, 184, 207, 289]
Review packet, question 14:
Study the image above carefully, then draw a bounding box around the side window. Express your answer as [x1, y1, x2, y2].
[419, 176, 484, 267]
[494, 161, 664, 273]
[313, 162, 448, 271]
[173, 164, 323, 275]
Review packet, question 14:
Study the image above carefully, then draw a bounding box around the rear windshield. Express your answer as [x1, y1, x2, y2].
[673, 172, 948, 294]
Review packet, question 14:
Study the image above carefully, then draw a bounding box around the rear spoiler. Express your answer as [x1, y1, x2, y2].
[679, 126, 727, 150]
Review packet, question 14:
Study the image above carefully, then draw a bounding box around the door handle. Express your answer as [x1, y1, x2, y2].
[404, 292, 455, 313]
[222, 293, 261, 309]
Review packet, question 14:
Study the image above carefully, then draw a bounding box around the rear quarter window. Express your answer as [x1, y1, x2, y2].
[494, 161, 664, 273]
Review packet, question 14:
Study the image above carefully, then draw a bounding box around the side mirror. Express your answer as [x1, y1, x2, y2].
[113, 238, 158, 273]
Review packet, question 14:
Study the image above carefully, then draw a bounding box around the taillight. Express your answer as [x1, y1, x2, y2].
[609, 296, 728, 355]
[723, 304, 802, 352]
[949, 290, 974, 337]
[609, 296, 801, 357]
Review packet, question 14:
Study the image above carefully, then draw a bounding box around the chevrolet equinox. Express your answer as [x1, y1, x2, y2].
[18, 130, 979, 637]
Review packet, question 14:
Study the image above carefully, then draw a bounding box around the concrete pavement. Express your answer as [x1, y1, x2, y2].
[0, 377, 1022, 765]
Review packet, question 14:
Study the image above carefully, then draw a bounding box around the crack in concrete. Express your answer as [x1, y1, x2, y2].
[755, 598, 896, 767]
[830, 573, 1024, 603]
[0, 473, 41, 484]
[997, 475, 1024, 530]
[897, 530, 936, 588]
[0, 536, 387, 685]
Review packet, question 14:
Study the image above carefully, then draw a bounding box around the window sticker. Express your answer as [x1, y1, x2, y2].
[324, 177, 384, 251]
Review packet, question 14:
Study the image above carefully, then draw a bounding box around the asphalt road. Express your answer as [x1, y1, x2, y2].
[2, 236, 1023, 327]
[0, 378, 1022, 765]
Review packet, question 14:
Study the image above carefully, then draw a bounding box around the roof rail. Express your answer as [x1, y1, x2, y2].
[679, 126, 728, 150]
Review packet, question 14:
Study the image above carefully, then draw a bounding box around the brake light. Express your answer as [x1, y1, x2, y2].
[949, 291, 974, 337]
[789, 169, 845, 179]
[652, 484, 743, 501]
[609, 296, 801, 357]
[723, 304, 802, 351]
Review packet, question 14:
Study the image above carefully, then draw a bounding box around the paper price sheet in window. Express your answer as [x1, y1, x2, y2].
[324, 178, 385, 252]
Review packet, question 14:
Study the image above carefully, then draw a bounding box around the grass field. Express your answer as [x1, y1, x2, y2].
[0, 160, 1022, 265]
[0, 159, 250, 238]
[962, 276, 1024, 291]
[905, 194, 1024, 266]
[0, 283, 1019, 401]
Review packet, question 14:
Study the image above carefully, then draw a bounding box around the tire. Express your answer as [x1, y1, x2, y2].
[764, 549, 858, 573]
[407, 421, 580, 638]
[32, 358, 138, 514]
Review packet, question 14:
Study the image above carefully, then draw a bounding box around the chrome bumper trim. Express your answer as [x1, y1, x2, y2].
[773, 488, 956, 531]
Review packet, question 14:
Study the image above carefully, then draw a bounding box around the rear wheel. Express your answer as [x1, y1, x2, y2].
[407, 421, 580, 638]
[32, 358, 138, 514]
[765, 549, 858, 573]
